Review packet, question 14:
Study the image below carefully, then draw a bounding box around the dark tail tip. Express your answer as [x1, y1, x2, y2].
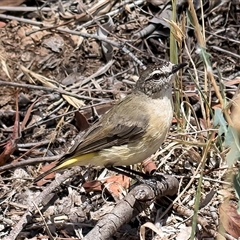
[34, 167, 56, 183]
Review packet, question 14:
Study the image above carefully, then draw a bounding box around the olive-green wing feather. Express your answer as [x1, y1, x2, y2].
[61, 94, 150, 160]
[34, 94, 150, 182]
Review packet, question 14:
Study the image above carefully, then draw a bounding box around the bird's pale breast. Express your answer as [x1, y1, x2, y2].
[89, 93, 173, 166]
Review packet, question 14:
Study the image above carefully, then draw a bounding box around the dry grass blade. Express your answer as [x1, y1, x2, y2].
[0, 52, 11, 79]
[187, 0, 232, 126]
[163, 17, 185, 47]
[20, 65, 85, 108]
[0, 0, 239, 239]
[140, 222, 167, 240]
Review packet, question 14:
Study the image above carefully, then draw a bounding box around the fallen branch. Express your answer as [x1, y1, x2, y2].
[83, 175, 179, 240]
[2, 167, 82, 240]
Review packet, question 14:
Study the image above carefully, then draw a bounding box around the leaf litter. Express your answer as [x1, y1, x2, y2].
[0, 0, 240, 239]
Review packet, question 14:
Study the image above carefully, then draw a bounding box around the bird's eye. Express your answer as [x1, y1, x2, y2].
[152, 73, 161, 80]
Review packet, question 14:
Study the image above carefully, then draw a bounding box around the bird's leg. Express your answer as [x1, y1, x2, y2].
[107, 166, 168, 194]
[107, 166, 168, 189]
[114, 166, 152, 179]
[108, 166, 165, 180]
[106, 166, 140, 181]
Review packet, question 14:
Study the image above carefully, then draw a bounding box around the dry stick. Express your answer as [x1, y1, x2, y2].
[0, 79, 113, 134]
[211, 46, 240, 59]
[32, 201, 55, 240]
[74, 0, 145, 32]
[0, 156, 60, 172]
[0, 6, 52, 12]
[47, 28, 145, 68]
[21, 100, 112, 133]
[0, 79, 113, 132]
[17, 140, 52, 148]
[2, 167, 82, 240]
[75, 2, 148, 70]
[29, 0, 146, 63]
[14, 0, 116, 32]
[83, 175, 179, 240]
[3, 173, 178, 240]
[68, 60, 115, 90]
[204, 29, 240, 45]
[0, 80, 105, 102]
[173, 204, 219, 238]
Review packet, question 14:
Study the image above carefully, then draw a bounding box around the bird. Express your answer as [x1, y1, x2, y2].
[34, 61, 187, 182]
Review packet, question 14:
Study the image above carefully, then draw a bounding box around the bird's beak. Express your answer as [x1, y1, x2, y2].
[171, 63, 188, 74]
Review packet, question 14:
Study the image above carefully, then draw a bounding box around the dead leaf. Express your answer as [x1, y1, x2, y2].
[140, 222, 167, 240]
[20, 65, 85, 108]
[104, 175, 130, 198]
[36, 162, 57, 186]
[0, 139, 16, 166]
[187, 147, 201, 163]
[75, 111, 90, 131]
[219, 199, 240, 238]
[21, 98, 41, 131]
[0, 21, 6, 28]
[231, 92, 240, 132]
[0, 53, 11, 80]
[0, 92, 20, 166]
[42, 35, 65, 53]
[83, 180, 103, 192]
[83, 175, 130, 199]
[97, 15, 114, 61]
[142, 157, 157, 175]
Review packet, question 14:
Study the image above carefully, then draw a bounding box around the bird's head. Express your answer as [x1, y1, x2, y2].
[135, 61, 187, 98]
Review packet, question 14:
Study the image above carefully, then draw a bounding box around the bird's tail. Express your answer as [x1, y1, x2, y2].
[34, 162, 60, 183]
[34, 152, 98, 182]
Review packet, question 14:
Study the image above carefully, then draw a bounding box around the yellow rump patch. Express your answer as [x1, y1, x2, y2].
[55, 152, 99, 170]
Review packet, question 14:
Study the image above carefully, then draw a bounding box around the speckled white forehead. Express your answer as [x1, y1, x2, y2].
[161, 61, 174, 71]
[150, 62, 174, 76]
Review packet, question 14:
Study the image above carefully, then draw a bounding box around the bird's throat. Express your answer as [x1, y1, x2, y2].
[152, 85, 172, 100]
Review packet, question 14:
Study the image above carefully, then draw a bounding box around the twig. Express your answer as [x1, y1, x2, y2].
[75, 0, 145, 32]
[0, 79, 107, 102]
[2, 167, 82, 240]
[83, 175, 179, 239]
[173, 204, 218, 237]
[0, 6, 52, 12]
[17, 140, 53, 148]
[187, 26, 240, 45]
[0, 156, 60, 172]
[211, 46, 240, 59]
[21, 101, 112, 133]
[68, 60, 115, 90]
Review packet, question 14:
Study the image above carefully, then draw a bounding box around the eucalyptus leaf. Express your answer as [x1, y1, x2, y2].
[213, 108, 227, 135]
[225, 127, 240, 166]
[233, 172, 240, 214]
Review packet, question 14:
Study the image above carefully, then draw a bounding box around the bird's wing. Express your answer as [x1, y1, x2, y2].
[34, 94, 150, 182]
[64, 94, 150, 158]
